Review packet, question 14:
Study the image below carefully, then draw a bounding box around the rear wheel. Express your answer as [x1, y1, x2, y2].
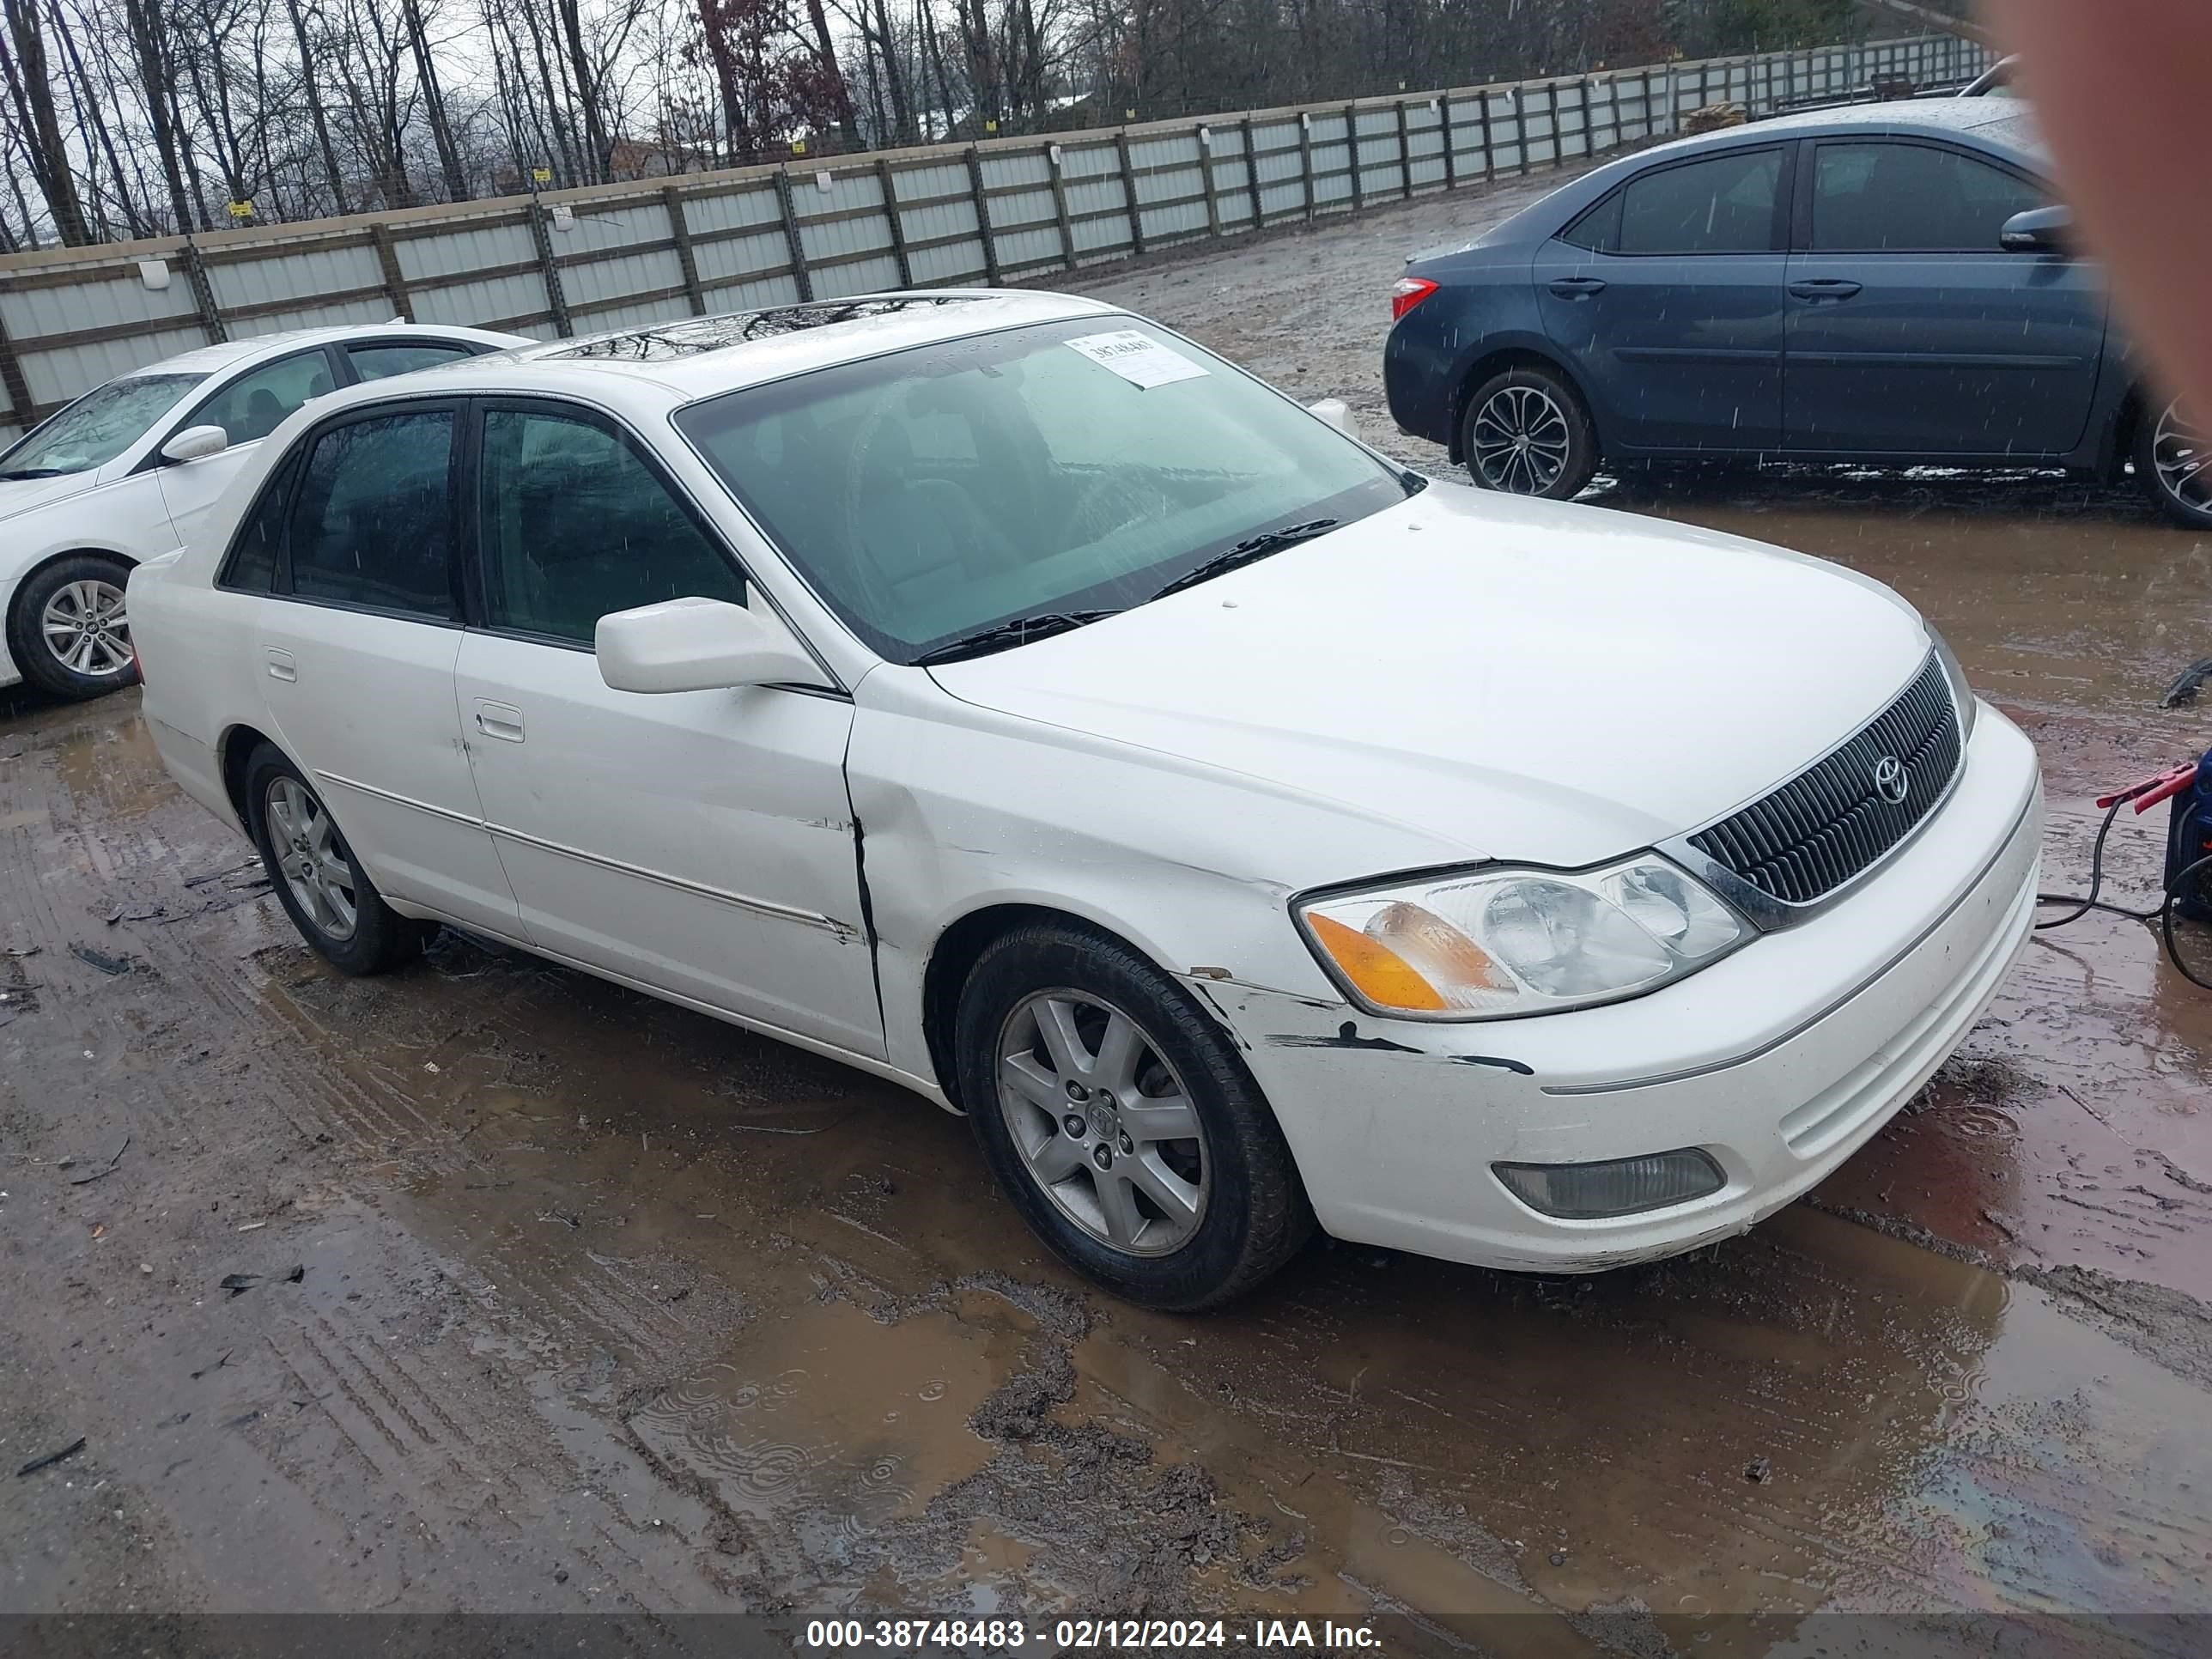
[956, 921, 1314, 1310]
[7, 554, 138, 701]
[1461, 365, 1598, 500]
[244, 744, 432, 975]
[2138, 396, 2212, 529]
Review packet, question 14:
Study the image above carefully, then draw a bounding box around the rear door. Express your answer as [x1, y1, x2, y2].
[1781, 137, 2107, 457]
[451, 398, 882, 1056]
[253, 398, 520, 934]
[1532, 143, 1791, 453]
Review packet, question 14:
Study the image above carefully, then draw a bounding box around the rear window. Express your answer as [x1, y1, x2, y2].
[1570, 149, 1783, 255]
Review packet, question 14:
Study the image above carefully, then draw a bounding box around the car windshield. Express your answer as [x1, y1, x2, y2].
[0, 373, 207, 478]
[673, 317, 1416, 662]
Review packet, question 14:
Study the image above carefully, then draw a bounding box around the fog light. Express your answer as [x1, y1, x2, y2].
[1493, 1149, 1725, 1219]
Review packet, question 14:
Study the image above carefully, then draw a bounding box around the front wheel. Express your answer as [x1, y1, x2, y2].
[956, 922, 1314, 1310]
[1461, 365, 1598, 500]
[2138, 397, 2212, 529]
[7, 554, 138, 701]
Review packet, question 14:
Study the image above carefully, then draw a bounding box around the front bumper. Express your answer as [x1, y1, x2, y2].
[1193, 704, 2043, 1273]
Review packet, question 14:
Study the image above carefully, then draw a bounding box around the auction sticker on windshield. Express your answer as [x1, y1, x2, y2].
[1065, 329, 1209, 389]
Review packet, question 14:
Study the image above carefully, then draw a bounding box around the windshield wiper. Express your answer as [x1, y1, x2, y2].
[1147, 519, 1340, 601]
[0, 466, 67, 480]
[910, 608, 1121, 666]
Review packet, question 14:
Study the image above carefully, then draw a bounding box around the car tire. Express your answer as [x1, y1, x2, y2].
[955, 921, 1315, 1310]
[2136, 396, 2212, 530]
[6, 553, 140, 702]
[244, 743, 433, 975]
[1461, 365, 1598, 500]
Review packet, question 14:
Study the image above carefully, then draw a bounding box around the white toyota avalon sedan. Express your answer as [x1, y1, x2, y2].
[129, 292, 2043, 1309]
[0, 321, 523, 701]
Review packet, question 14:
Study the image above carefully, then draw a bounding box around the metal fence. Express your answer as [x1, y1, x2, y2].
[0, 32, 1988, 443]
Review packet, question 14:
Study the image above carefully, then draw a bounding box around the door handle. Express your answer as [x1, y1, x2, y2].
[1788, 278, 1863, 301]
[264, 648, 296, 683]
[1547, 276, 1608, 297]
[473, 699, 526, 743]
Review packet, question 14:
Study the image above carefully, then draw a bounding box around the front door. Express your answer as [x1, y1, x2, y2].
[1782, 138, 2109, 458]
[452, 399, 882, 1057]
[1534, 143, 1790, 453]
[253, 399, 520, 934]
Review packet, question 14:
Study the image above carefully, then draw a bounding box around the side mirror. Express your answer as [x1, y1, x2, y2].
[160, 424, 229, 464]
[1306, 398, 1358, 440]
[2000, 205, 2071, 253]
[595, 596, 827, 694]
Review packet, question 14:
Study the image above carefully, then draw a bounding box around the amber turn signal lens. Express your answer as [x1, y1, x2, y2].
[1306, 913, 1449, 1012]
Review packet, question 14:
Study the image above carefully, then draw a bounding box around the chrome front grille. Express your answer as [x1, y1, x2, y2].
[1686, 652, 1961, 909]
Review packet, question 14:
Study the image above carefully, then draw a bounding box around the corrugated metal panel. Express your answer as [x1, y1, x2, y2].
[799, 210, 892, 266]
[909, 240, 987, 284]
[398, 222, 537, 282]
[987, 187, 1057, 234]
[1063, 176, 1125, 219]
[1139, 163, 1202, 207]
[22, 326, 204, 404]
[811, 252, 901, 298]
[1072, 214, 1128, 255]
[207, 242, 382, 312]
[550, 200, 672, 254]
[980, 149, 1049, 190]
[579, 294, 696, 333]
[1058, 143, 1120, 182]
[407, 272, 548, 331]
[903, 198, 981, 252]
[692, 228, 792, 287]
[1, 269, 198, 341]
[228, 298, 392, 337]
[702, 274, 805, 311]
[898, 161, 969, 201]
[1146, 199, 1207, 240]
[560, 246, 684, 307]
[684, 185, 782, 236]
[994, 226, 1062, 272]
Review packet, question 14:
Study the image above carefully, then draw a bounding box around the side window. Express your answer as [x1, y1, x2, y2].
[285, 410, 457, 618]
[1616, 149, 1783, 254]
[218, 455, 299, 592]
[477, 408, 744, 645]
[1559, 191, 1623, 253]
[187, 350, 336, 446]
[346, 342, 475, 382]
[1811, 143, 2044, 252]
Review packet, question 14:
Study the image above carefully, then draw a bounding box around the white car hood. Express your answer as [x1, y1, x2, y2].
[927, 483, 1934, 867]
[0, 471, 97, 525]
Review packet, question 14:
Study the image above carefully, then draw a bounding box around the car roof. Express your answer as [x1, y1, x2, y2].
[1666, 96, 2045, 166]
[422, 289, 1121, 405]
[125, 322, 520, 380]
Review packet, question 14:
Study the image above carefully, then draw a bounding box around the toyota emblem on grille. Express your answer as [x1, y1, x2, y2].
[1873, 756, 1911, 805]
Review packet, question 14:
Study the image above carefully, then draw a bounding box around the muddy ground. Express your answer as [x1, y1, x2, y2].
[4, 172, 2211, 1655]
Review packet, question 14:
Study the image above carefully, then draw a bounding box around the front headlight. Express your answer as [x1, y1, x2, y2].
[1296, 854, 1752, 1020]
[1930, 627, 1978, 743]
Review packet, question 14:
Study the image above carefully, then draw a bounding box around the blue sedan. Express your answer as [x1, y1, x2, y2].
[1382, 100, 2209, 528]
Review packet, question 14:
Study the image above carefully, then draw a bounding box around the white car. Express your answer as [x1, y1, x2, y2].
[1, 322, 525, 701]
[129, 293, 2043, 1309]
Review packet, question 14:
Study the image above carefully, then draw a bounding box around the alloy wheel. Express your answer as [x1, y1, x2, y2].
[265, 777, 359, 941]
[2151, 399, 2209, 514]
[995, 989, 1210, 1257]
[40, 578, 131, 678]
[1470, 384, 1572, 494]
